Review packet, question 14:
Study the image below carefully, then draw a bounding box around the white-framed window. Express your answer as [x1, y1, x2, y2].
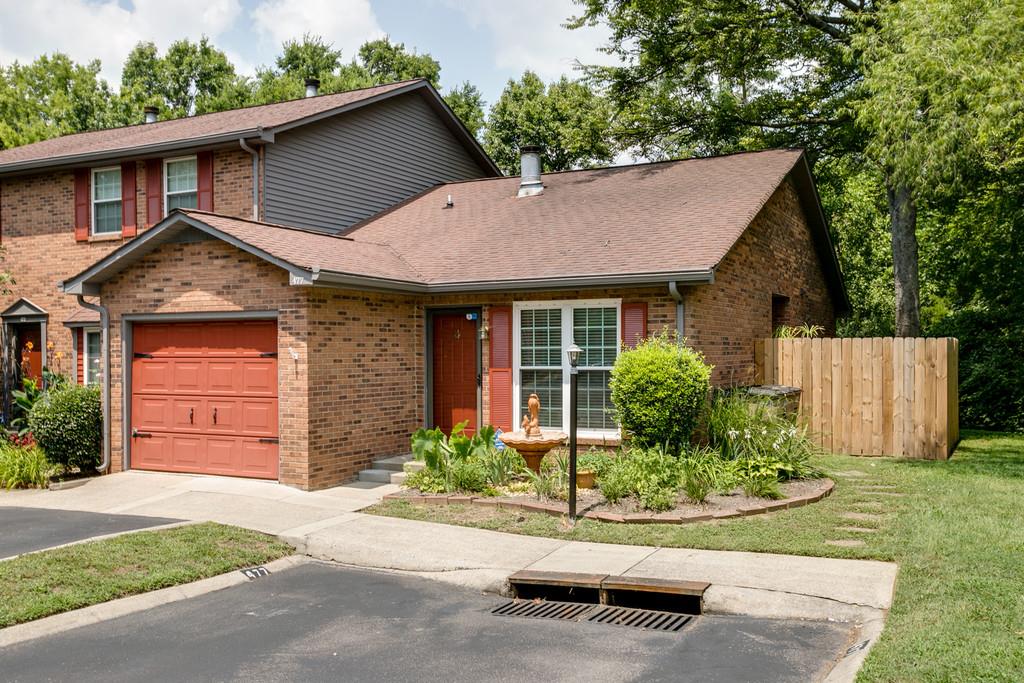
[164, 156, 198, 213]
[91, 167, 122, 234]
[513, 299, 621, 439]
[82, 329, 102, 386]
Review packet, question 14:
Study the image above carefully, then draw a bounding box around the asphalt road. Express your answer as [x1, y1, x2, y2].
[0, 506, 179, 558]
[0, 561, 853, 682]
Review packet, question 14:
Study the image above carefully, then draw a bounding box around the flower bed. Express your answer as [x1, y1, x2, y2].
[385, 477, 834, 524]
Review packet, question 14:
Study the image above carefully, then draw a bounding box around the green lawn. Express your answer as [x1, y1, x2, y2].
[368, 430, 1024, 682]
[0, 522, 292, 628]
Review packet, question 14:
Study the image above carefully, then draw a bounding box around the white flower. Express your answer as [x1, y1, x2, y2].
[727, 429, 739, 440]
[761, 428, 768, 436]
[744, 429, 752, 440]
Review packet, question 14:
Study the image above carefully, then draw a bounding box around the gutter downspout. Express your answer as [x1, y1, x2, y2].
[239, 137, 260, 221]
[76, 295, 110, 473]
[668, 282, 685, 338]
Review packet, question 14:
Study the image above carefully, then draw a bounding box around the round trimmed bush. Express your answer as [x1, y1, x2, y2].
[610, 333, 712, 450]
[28, 385, 102, 471]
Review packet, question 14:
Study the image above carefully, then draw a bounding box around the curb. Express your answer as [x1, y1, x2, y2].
[383, 479, 835, 524]
[0, 554, 309, 648]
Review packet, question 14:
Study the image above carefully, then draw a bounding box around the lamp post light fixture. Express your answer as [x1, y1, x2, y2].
[566, 342, 582, 524]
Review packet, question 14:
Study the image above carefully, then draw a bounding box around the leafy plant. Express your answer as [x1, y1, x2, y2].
[28, 385, 102, 471]
[10, 377, 42, 436]
[449, 459, 488, 493]
[610, 332, 712, 451]
[773, 323, 825, 339]
[679, 448, 721, 503]
[577, 450, 614, 477]
[526, 468, 564, 500]
[596, 444, 683, 511]
[410, 422, 499, 492]
[403, 468, 447, 494]
[596, 464, 630, 503]
[0, 443, 54, 489]
[479, 447, 526, 487]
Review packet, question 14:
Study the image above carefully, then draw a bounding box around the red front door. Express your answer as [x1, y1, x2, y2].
[130, 321, 279, 480]
[432, 313, 478, 435]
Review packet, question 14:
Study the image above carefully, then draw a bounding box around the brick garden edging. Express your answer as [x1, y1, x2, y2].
[384, 478, 835, 525]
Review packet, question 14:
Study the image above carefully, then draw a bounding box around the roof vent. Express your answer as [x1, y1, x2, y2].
[143, 106, 159, 124]
[518, 146, 544, 198]
[305, 78, 320, 98]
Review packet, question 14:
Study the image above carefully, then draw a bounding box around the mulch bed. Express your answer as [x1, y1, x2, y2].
[386, 477, 834, 524]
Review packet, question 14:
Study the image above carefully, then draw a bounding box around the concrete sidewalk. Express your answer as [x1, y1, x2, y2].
[0, 471, 898, 624]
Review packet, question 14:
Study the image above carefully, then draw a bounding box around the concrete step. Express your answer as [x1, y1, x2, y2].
[404, 460, 425, 473]
[390, 471, 408, 486]
[372, 455, 412, 472]
[358, 469, 396, 484]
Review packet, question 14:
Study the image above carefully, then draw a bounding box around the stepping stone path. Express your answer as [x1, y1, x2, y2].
[825, 539, 866, 547]
[833, 470, 870, 478]
[836, 526, 878, 534]
[842, 511, 887, 522]
[858, 491, 906, 497]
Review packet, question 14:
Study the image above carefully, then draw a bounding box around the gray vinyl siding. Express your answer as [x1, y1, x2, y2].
[263, 92, 490, 233]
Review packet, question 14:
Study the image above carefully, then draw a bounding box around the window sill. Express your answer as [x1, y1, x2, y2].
[88, 233, 123, 243]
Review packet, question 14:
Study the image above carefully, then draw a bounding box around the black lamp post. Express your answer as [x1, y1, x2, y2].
[567, 342, 582, 524]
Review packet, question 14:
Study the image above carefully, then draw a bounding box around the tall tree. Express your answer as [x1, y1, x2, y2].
[444, 81, 486, 139]
[570, 1, 937, 334]
[0, 54, 116, 148]
[484, 71, 614, 174]
[121, 38, 245, 118]
[357, 38, 441, 87]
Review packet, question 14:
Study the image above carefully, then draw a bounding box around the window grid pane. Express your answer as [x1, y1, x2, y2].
[520, 308, 561, 367]
[521, 369, 562, 428]
[578, 369, 614, 430]
[573, 307, 617, 367]
[85, 332, 102, 385]
[166, 159, 197, 194]
[93, 169, 120, 201]
[166, 192, 197, 211]
[93, 200, 122, 234]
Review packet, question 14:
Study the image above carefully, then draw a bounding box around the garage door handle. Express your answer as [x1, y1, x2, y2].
[212, 408, 217, 425]
[189, 408, 194, 424]
[132, 428, 152, 439]
[258, 438, 279, 444]
[134, 352, 154, 359]
[260, 352, 278, 358]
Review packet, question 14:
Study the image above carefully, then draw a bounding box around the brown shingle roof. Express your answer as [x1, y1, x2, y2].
[0, 80, 420, 171]
[346, 149, 806, 284]
[185, 210, 423, 284]
[61, 149, 847, 312]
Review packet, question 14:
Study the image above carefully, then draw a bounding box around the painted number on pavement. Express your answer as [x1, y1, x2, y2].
[242, 566, 271, 580]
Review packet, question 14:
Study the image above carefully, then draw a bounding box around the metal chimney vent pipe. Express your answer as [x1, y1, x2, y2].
[143, 106, 158, 124]
[518, 145, 544, 198]
[305, 78, 321, 97]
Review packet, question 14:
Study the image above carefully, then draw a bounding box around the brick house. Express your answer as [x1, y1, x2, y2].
[0, 78, 847, 490]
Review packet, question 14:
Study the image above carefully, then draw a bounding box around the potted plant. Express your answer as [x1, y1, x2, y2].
[576, 469, 596, 489]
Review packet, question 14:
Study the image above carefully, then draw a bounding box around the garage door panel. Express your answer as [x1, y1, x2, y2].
[240, 441, 278, 478]
[131, 320, 278, 480]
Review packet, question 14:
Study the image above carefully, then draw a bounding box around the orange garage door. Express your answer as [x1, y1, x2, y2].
[130, 320, 279, 480]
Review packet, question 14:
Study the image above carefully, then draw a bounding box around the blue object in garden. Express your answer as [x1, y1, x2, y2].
[494, 428, 506, 450]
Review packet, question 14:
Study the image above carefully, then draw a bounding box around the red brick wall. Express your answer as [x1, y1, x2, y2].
[99, 240, 311, 486]
[682, 178, 837, 386]
[0, 148, 254, 376]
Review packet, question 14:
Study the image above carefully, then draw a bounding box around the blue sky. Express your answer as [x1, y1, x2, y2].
[0, 0, 618, 106]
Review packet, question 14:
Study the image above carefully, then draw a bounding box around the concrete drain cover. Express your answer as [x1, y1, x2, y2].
[492, 600, 695, 633]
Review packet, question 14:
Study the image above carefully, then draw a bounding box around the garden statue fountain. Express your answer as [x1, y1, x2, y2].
[499, 393, 567, 473]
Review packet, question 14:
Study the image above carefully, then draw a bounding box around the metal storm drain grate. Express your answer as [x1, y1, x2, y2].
[491, 600, 695, 633]
[586, 605, 694, 632]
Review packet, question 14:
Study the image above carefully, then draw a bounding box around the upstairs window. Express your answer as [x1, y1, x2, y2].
[164, 156, 198, 212]
[83, 329, 102, 386]
[91, 167, 122, 234]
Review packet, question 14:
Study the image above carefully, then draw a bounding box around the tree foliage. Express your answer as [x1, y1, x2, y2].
[483, 71, 614, 174]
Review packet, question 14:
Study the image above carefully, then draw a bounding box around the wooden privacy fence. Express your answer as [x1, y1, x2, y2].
[755, 337, 959, 459]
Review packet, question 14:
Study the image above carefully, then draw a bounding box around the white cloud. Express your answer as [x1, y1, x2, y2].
[250, 0, 384, 61]
[439, 0, 619, 82]
[0, 0, 242, 85]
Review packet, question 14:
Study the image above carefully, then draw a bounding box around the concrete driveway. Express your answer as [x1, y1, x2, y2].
[0, 562, 855, 683]
[0, 507, 180, 559]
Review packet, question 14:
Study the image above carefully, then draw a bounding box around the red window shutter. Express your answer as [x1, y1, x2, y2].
[76, 329, 84, 385]
[145, 159, 162, 226]
[197, 151, 214, 211]
[121, 162, 137, 237]
[488, 306, 514, 432]
[621, 302, 648, 349]
[74, 169, 90, 242]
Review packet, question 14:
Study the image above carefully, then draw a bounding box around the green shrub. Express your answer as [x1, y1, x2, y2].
[449, 459, 488, 493]
[0, 443, 54, 489]
[526, 468, 565, 500]
[479, 447, 526, 486]
[596, 445, 683, 511]
[28, 385, 101, 471]
[736, 458, 784, 499]
[610, 332, 712, 450]
[577, 450, 614, 477]
[596, 464, 630, 503]
[404, 468, 448, 494]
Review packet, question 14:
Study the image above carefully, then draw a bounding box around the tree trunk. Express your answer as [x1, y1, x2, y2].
[886, 180, 921, 337]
